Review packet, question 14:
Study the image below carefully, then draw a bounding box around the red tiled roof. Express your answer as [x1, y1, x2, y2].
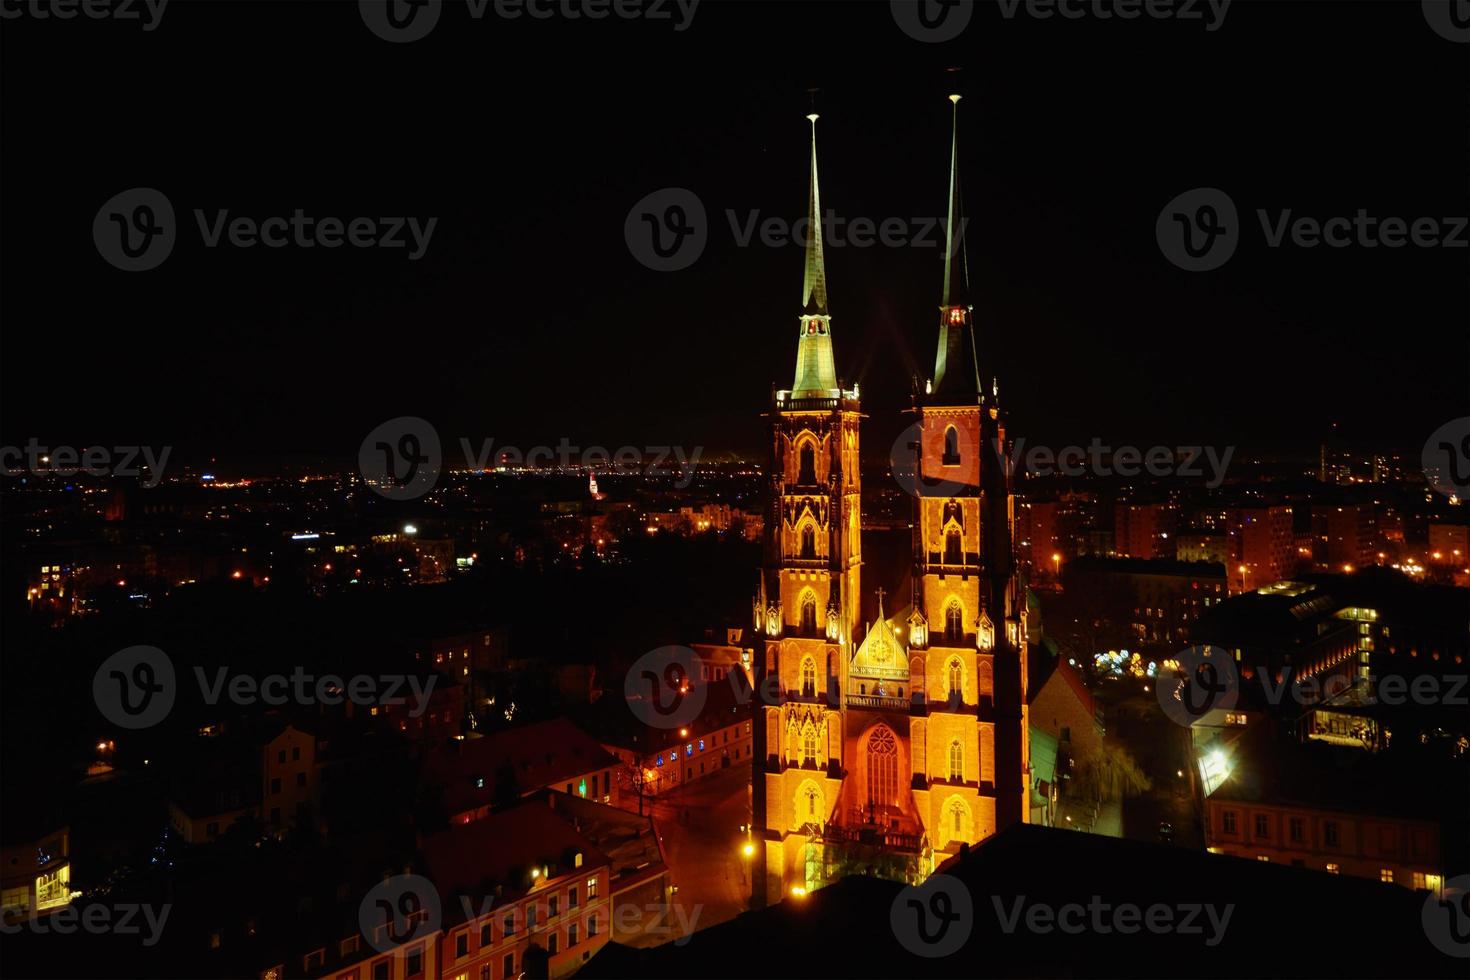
[422, 802, 609, 910]
[428, 718, 619, 818]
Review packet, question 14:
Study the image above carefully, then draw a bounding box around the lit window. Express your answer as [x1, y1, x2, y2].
[1379, 868, 1394, 883]
[1326, 863, 1340, 874]
[587, 875, 598, 899]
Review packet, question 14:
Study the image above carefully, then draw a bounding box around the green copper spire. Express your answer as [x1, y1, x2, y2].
[932, 93, 981, 399]
[792, 112, 838, 396]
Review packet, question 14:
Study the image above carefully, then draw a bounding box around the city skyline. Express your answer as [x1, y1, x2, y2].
[2, 2, 1467, 979]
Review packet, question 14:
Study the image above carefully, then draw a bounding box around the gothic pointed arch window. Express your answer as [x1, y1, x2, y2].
[947, 657, 963, 700]
[800, 595, 817, 636]
[945, 601, 963, 643]
[800, 657, 816, 698]
[950, 799, 967, 837]
[806, 786, 821, 820]
[945, 527, 962, 565]
[802, 722, 817, 767]
[798, 443, 816, 485]
[800, 524, 816, 560]
[949, 740, 963, 782]
[943, 425, 960, 466]
[865, 726, 898, 811]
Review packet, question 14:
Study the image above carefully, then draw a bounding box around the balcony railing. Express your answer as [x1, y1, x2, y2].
[845, 693, 910, 711]
[821, 823, 925, 853]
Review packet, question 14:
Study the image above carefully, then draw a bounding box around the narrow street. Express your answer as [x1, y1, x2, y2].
[1095, 681, 1204, 850]
[639, 766, 752, 943]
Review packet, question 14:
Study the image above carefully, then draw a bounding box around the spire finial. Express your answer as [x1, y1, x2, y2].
[933, 84, 980, 398]
[790, 97, 838, 395]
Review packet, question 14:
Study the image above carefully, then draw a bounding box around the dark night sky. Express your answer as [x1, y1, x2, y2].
[2, 0, 1466, 470]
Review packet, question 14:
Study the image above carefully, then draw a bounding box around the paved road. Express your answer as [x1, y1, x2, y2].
[642, 766, 752, 942]
[1098, 683, 1204, 850]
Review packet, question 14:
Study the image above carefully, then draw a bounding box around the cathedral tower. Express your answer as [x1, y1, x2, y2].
[752, 113, 863, 907]
[751, 95, 1026, 906]
[906, 93, 1029, 850]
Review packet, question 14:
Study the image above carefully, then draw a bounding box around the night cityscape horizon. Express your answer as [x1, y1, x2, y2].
[2, 2, 1468, 979]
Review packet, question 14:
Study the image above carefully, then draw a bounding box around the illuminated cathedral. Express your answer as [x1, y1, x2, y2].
[751, 95, 1029, 904]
